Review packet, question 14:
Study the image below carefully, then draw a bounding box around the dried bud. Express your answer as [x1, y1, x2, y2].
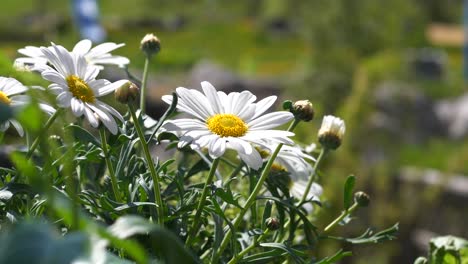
[292, 100, 314, 121]
[115, 82, 140, 104]
[318, 115, 345, 150]
[140, 33, 161, 57]
[354, 191, 370, 207]
[265, 217, 281, 231]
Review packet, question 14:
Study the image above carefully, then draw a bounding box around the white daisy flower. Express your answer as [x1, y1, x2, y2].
[162, 81, 295, 170]
[40, 44, 127, 134]
[14, 39, 130, 72]
[0, 77, 30, 136]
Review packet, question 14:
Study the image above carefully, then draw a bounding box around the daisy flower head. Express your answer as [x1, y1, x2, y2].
[40, 44, 128, 134]
[162, 81, 295, 170]
[0, 77, 29, 136]
[14, 39, 130, 72]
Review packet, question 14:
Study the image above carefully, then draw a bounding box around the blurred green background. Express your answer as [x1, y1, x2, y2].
[1, 0, 466, 263]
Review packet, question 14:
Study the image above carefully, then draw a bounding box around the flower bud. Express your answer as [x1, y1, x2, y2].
[265, 217, 281, 231]
[140, 33, 161, 57]
[292, 100, 314, 121]
[354, 191, 370, 207]
[115, 81, 140, 104]
[318, 115, 345, 150]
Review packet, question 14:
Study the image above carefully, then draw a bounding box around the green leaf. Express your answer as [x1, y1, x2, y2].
[114, 202, 159, 211]
[0, 222, 88, 264]
[16, 103, 43, 133]
[108, 215, 200, 264]
[261, 200, 273, 230]
[0, 103, 13, 124]
[260, 243, 305, 263]
[214, 187, 242, 208]
[343, 175, 356, 210]
[326, 223, 399, 244]
[65, 124, 101, 146]
[149, 92, 178, 143]
[314, 249, 352, 264]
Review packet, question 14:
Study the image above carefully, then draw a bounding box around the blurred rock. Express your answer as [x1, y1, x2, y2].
[409, 48, 447, 80]
[370, 81, 445, 143]
[189, 60, 281, 99]
[435, 93, 468, 139]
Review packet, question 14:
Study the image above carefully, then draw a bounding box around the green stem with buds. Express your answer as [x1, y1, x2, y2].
[128, 103, 165, 225]
[300, 148, 328, 203]
[212, 119, 301, 262]
[324, 202, 359, 233]
[26, 108, 62, 159]
[186, 158, 221, 246]
[139, 56, 150, 115]
[99, 128, 122, 203]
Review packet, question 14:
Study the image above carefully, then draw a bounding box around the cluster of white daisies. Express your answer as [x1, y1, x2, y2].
[1, 39, 346, 206]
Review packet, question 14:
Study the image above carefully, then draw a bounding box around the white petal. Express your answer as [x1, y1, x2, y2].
[86, 42, 125, 58]
[72, 39, 92, 55]
[239, 148, 263, 170]
[95, 79, 128, 97]
[91, 56, 130, 66]
[95, 101, 124, 122]
[251, 96, 277, 120]
[248, 111, 294, 130]
[175, 87, 214, 120]
[201, 81, 223, 113]
[84, 106, 99, 128]
[208, 137, 226, 158]
[41, 70, 67, 87]
[10, 120, 24, 137]
[70, 98, 85, 117]
[163, 119, 207, 131]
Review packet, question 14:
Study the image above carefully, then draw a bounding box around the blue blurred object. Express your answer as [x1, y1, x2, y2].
[72, 0, 106, 42]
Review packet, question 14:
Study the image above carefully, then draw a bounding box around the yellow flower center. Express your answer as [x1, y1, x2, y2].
[271, 163, 287, 172]
[0, 91, 11, 105]
[66, 75, 95, 103]
[206, 113, 248, 137]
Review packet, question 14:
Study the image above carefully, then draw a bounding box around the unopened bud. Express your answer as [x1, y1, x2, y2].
[292, 100, 314, 121]
[115, 82, 140, 104]
[318, 115, 345, 150]
[354, 191, 370, 207]
[265, 217, 280, 231]
[140, 33, 161, 57]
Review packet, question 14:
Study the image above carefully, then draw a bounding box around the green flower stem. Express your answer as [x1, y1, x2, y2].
[300, 148, 328, 204]
[212, 119, 300, 262]
[324, 202, 359, 233]
[99, 128, 122, 203]
[26, 108, 62, 159]
[128, 103, 165, 225]
[139, 56, 150, 115]
[227, 229, 270, 264]
[186, 158, 221, 246]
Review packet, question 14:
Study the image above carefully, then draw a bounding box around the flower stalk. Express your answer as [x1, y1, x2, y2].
[128, 103, 165, 225]
[26, 108, 62, 159]
[139, 57, 150, 115]
[185, 158, 221, 246]
[324, 201, 359, 233]
[99, 127, 122, 203]
[300, 147, 328, 203]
